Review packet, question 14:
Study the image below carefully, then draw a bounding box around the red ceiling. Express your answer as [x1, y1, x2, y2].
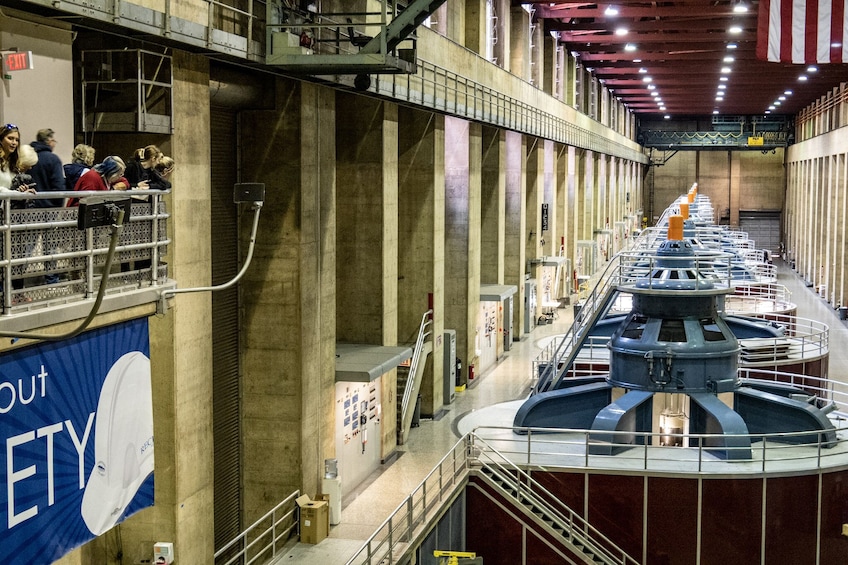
[526, 0, 848, 118]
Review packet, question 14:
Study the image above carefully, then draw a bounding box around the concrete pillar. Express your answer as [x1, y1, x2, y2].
[530, 21, 544, 88]
[445, 116, 481, 388]
[80, 50, 216, 565]
[566, 146, 578, 264]
[398, 107, 445, 416]
[481, 126, 506, 285]
[336, 93, 399, 457]
[493, 0, 510, 68]
[509, 6, 530, 80]
[504, 131, 526, 340]
[838, 154, 847, 306]
[543, 140, 556, 258]
[445, 0, 466, 45]
[465, 0, 486, 55]
[541, 34, 558, 96]
[239, 79, 337, 519]
[526, 138, 544, 264]
[554, 143, 568, 259]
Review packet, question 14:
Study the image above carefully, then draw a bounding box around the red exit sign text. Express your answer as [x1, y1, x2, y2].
[3, 51, 34, 73]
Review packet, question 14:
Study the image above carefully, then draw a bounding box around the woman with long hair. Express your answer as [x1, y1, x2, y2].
[0, 123, 21, 190]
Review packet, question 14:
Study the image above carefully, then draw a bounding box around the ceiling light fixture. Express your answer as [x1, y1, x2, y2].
[713, 110, 720, 114]
[716, 96, 724, 101]
[778, 95, 786, 101]
[720, 76, 729, 82]
[643, 76, 653, 82]
[723, 56, 735, 63]
[605, 6, 619, 16]
[733, 2, 749, 13]
[624, 43, 637, 52]
[807, 65, 818, 72]
[799, 75, 808, 81]
[718, 84, 726, 90]
[728, 25, 743, 34]
[784, 90, 793, 95]
[615, 27, 628, 36]
[664, 115, 671, 119]
[727, 43, 738, 49]
[648, 84, 656, 90]
[638, 67, 647, 73]
[769, 105, 776, 110]
[721, 67, 732, 73]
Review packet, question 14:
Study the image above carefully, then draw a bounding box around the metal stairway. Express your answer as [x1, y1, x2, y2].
[471, 438, 639, 565]
[359, 0, 448, 55]
[397, 310, 433, 445]
[534, 256, 623, 393]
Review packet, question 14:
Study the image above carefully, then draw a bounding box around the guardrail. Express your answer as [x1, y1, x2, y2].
[400, 310, 433, 422]
[345, 438, 470, 565]
[475, 422, 848, 475]
[474, 436, 640, 565]
[0, 191, 171, 314]
[214, 490, 300, 565]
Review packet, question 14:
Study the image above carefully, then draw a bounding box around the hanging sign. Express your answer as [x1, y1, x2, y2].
[2, 51, 34, 73]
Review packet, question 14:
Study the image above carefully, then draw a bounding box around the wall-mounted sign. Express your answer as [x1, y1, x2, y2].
[748, 136, 764, 146]
[541, 203, 549, 232]
[2, 51, 34, 73]
[1, 318, 153, 565]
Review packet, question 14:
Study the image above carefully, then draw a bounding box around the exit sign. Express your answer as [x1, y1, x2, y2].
[3, 51, 34, 73]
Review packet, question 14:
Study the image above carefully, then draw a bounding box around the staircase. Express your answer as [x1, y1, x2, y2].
[534, 256, 622, 393]
[360, 0, 449, 55]
[397, 310, 433, 445]
[470, 437, 640, 565]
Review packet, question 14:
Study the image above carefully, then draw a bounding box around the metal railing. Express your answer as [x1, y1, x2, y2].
[214, 490, 300, 565]
[476, 423, 848, 475]
[472, 436, 640, 565]
[345, 438, 470, 565]
[344, 380, 848, 565]
[0, 191, 171, 314]
[369, 58, 645, 164]
[399, 309, 434, 437]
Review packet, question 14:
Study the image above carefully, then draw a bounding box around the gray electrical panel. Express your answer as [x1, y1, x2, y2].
[443, 329, 456, 404]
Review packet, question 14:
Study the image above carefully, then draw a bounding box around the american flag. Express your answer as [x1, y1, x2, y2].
[757, 0, 848, 63]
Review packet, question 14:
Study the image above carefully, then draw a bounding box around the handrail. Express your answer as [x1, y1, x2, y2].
[534, 254, 623, 393]
[0, 190, 171, 313]
[213, 490, 300, 565]
[400, 309, 434, 426]
[344, 437, 470, 565]
[471, 435, 640, 565]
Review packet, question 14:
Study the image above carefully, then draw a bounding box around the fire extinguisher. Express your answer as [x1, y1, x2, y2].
[469, 364, 475, 380]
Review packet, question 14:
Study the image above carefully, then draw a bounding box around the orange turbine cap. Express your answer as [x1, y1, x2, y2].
[668, 215, 684, 241]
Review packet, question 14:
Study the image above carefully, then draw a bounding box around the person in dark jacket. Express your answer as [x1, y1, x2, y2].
[64, 143, 96, 193]
[29, 128, 65, 208]
[29, 129, 67, 284]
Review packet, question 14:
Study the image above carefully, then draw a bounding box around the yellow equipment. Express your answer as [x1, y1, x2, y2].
[433, 550, 478, 565]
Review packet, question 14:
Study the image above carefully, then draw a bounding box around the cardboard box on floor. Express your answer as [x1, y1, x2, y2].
[296, 494, 329, 544]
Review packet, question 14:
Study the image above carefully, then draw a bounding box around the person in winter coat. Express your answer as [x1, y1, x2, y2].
[67, 156, 129, 207]
[28, 128, 65, 207]
[64, 144, 96, 193]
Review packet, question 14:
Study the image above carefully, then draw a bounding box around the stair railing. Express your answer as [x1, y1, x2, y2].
[534, 254, 623, 393]
[470, 434, 640, 565]
[400, 309, 434, 427]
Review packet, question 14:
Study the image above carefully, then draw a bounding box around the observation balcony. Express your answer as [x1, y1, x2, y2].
[0, 191, 175, 332]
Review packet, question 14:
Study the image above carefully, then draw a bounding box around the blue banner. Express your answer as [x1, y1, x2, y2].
[1, 318, 154, 564]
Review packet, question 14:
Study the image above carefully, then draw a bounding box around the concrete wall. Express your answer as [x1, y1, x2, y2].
[648, 150, 785, 225]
